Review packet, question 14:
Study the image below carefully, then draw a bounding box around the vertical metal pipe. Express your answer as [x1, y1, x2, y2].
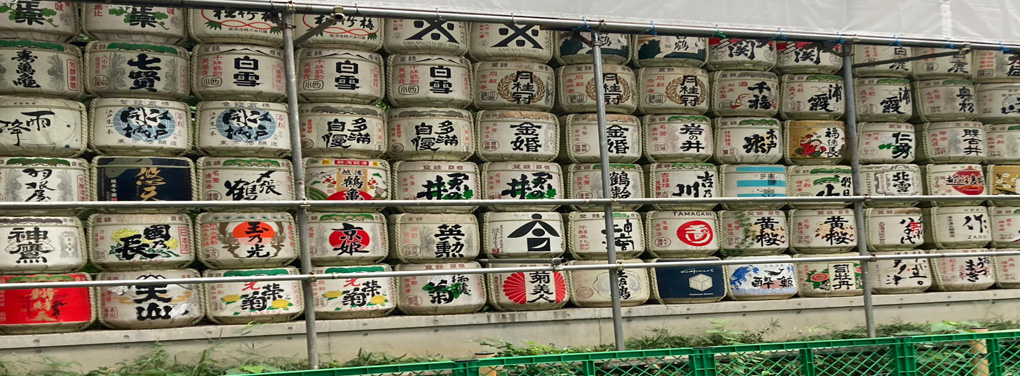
[590, 29, 627, 351]
[841, 43, 878, 338]
[281, 11, 320, 369]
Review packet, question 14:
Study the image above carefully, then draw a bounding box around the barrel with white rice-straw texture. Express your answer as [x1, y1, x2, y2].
[98, 269, 202, 329]
[299, 103, 386, 159]
[89, 213, 193, 271]
[724, 255, 797, 301]
[567, 211, 644, 260]
[857, 122, 916, 163]
[987, 124, 1020, 163]
[488, 263, 569, 312]
[482, 212, 564, 259]
[859, 164, 922, 207]
[719, 210, 788, 257]
[775, 41, 842, 74]
[912, 47, 971, 79]
[993, 251, 1020, 289]
[865, 207, 925, 251]
[852, 45, 911, 78]
[90, 98, 189, 156]
[989, 165, 1020, 206]
[644, 211, 719, 258]
[304, 158, 390, 212]
[556, 63, 637, 115]
[83, 5, 185, 44]
[311, 265, 396, 319]
[473, 61, 555, 111]
[396, 262, 486, 315]
[388, 107, 473, 161]
[567, 163, 643, 211]
[649, 257, 726, 304]
[868, 250, 932, 294]
[794, 253, 863, 297]
[713, 117, 783, 164]
[567, 259, 649, 308]
[561, 113, 641, 163]
[977, 83, 1020, 124]
[0, 96, 85, 157]
[199, 157, 295, 205]
[481, 161, 562, 211]
[789, 209, 858, 254]
[706, 38, 776, 71]
[784, 120, 846, 165]
[780, 74, 845, 120]
[386, 54, 472, 109]
[294, 14, 383, 51]
[637, 67, 709, 115]
[196, 101, 291, 157]
[710, 71, 779, 117]
[647, 163, 718, 211]
[188, 9, 282, 46]
[393, 161, 479, 214]
[297, 48, 383, 104]
[556, 31, 630, 65]
[0, 273, 94, 334]
[855, 78, 913, 122]
[469, 22, 553, 63]
[307, 213, 387, 266]
[923, 206, 992, 249]
[631, 35, 706, 68]
[643, 115, 713, 163]
[388, 213, 479, 263]
[0, 157, 87, 211]
[972, 50, 1020, 83]
[191, 44, 285, 101]
[929, 249, 995, 292]
[0, 40, 81, 99]
[383, 19, 468, 55]
[913, 79, 977, 122]
[923, 163, 987, 206]
[0, 216, 84, 274]
[992, 207, 1020, 247]
[204, 267, 303, 324]
[786, 166, 853, 209]
[719, 164, 788, 210]
[197, 212, 297, 269]
[85, 42, 188, 100]
[475, 110, 558, 162]
[0, 1, 77, 42]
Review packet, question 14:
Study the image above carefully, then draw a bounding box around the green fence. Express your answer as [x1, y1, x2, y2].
[264, 330, 1020, 376]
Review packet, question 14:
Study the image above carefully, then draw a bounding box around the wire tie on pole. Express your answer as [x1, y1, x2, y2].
[1001, 42, 1011, 53]
[892, 34, 902, 47]
[771, 27, 787, 41]
[510, 13, 516, 26]
[712, 25, 725, 38]
[308, 272, 317, 282]
[435, 8, 442, 21]
[644, 21, 657, 36]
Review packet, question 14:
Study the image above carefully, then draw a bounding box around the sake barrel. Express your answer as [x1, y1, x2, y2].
[912, 47, 971, 79]
[386, 54, 472, 109]
[855, 78, 913, 122]
[713, 117, 783, 164]
[388, 107, 473, 161]
[710, 71, 779, 117]
[567, 211, 644, 260]
[195, 101, 291, 157]
[977, 83, 1020, 124]
[304, 158, 390, 212]
[987, 124, 1020, 163]
[775, 41, 842, 74]
[786, 165, 853, 209]
[487, 263, 569, 311]
[556, 31, 630, 65]
[188, 9, 282, 46]
[780, 74, 845, 120]
[312, 265, 396, 319]
[89, 213, 193, 271]
[191, 44, 285, 101]
[865, 207, 925, 251]
[992, 207, 1020, 247]
[646, 163, 718, 211]
[307, 213, 387, 266]
[644, 115, 713, 162]
[482, 212, 565, 259]
[719, 164, 788, 210]
[724, 255, 797, 301]
[98, 269, 202, 329]
[706, 38, 776, 71]
[85, 42, 189, 100]
[631, 35, 706, 68]
[794, 253, 863, 297]
[299, 103, 386, 159]
[637, 67, 709, 115]
[789, 209, 858, 254]
[556, 63, 637, 115]
[869, 250, 932, 294]
[567, 163, 644, 211]
[0, 40, 81, 99]
[913, 79, 977, 122]
[784, 120, 847, 165]
[197, 212, 297, 269]
[204, 267, 303, 324]
[859, 164, 922, 207]
[0, 273, 94, 334]
[83, 4, 185, 44]
[0, 1, 77, 42]
[719, 210, 789, 256]
[475, 110, 558, 162]
[852, 45, 911, 78]
[644, 211, 719, 258]
[90, 98, 190, 156]
[993, 250, 1020, 289]
[91, 156, 195, 205]
[858, 122, 916, 163]
[923, 163, 987, 206]
[929, 249, 995, 291]
[972, 50, 1020, 83]
[0, 216, 84, 274]
[473, 60, 555, 111]
[383, 19, 468, 55]
[393, 161, 479, 214]
[923, 206, 992, 248]
[294, 14, 383, 51]
[481, 161, 562, 211]
[468, 22, 554, 63]
[567, 259, 649, 307]
[0, 96, 85, 157]
[388, 213, 480, 263]
[396, 261, 486, 315]
[988, 165, 1020, 206]
[297, 48, 384, 104]
[0, 157, 87, 211]
[199, 157, 295, 205]
[561, 113, 641, 163]
[649, 257, 726, 304]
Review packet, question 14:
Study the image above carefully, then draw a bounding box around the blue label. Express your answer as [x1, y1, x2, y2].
[654, 260, 726, 300]
[215, 108, 277, 142]
[113, 107, 176, 141]
[95, 157, 193, 202]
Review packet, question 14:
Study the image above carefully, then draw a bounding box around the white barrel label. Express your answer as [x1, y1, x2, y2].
[193, 44, 285, 101]
[298, 48, 383, 104]
[300, 104, 386, 159]
[295, 15, 382, 50]
[855, 78, 913, 121]
[0, 97, 84, 157]
[858, 123, 915, 163]
[476, 110, 558, 162]
[0, 1, 77, 43]
[91, 98, 189, 156]
[84, 5, 185, 44]
[198, 212, 296, 268]
[86, 42, 189, 100]
[0, 40, 81, 99]
[564, 114, 641, 163]
[307, 214, 387, 265]
[714, 117, 783, 164]
[90, 213, 193, 270]
[200, 158, 295, 203]
[387, 54, 472, 108]
[196, 101, 290, 157]
[483, 212, 564, 258]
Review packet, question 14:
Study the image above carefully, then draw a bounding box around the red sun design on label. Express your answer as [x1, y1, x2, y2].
[502, 271, 567, 304]
[677, 220, 714, 247]
[949, 169, 985, 195]
[328, 226, 372, 250]
[327, 190, 373, 201]
[232, 222, 276, 246]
